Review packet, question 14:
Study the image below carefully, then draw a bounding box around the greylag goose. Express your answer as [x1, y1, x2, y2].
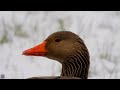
[22, 31, 90, 79]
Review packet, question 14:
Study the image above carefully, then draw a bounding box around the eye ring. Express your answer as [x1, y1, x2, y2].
[55, 38, 61, 42]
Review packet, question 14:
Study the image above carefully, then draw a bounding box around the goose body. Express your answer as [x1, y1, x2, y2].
[22, 31, 90, 79]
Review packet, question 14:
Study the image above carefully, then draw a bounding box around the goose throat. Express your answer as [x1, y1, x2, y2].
[61, 51, 90, 79]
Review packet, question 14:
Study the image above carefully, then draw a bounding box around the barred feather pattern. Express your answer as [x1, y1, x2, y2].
[61, 38, 90, 79]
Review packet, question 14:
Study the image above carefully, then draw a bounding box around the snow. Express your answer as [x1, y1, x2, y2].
[0, 11, 120, 79]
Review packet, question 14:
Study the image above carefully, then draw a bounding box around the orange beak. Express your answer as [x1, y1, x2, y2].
[22, 41, 48, 56]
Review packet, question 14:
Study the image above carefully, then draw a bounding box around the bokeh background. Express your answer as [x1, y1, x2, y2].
[0, 11, 120, 79]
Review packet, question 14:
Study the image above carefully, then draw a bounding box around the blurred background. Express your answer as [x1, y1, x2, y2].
[0, 11, 120, 79]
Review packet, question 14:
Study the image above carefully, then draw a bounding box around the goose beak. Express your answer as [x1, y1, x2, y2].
[22, 41, 48, 56]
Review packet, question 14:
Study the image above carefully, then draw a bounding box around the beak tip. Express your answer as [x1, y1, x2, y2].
[22, 50, 27, 55]
[22, 52, 24, 55]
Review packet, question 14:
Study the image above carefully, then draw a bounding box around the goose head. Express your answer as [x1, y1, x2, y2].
[22, 31, 90, 79]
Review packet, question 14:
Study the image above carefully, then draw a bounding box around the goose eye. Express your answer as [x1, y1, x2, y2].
[55, 38, 61, 42]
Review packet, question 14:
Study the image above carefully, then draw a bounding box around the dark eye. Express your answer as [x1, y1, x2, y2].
[55, 38, 61, 42]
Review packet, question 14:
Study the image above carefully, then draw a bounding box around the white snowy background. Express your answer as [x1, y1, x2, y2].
[0, 11, 120, 79]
